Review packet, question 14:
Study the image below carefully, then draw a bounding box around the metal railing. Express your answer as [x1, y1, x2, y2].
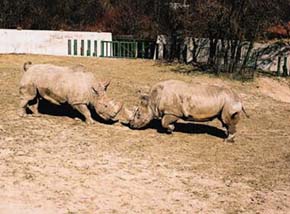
[68, 39, 98, 57]
[68, 39, 155, 59]
[100, 41, 138, 58]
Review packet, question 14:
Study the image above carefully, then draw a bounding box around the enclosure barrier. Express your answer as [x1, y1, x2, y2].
[68, 39, 98, 57]
[277, 55, 288, 76]
[67, 39, 157, 59]
[137, 41, 155, 59]
[68, 40, 137, 58]
[100, 41, 138, 58]
[0, 29, 112, 56]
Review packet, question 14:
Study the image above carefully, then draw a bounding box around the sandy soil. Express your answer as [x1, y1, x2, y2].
[0, 54, 290, 214]
[257, 77, 290, 103]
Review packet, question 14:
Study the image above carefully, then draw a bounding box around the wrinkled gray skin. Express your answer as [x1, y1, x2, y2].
[19, 62, 122, 124]
[127, 80, 248, 142]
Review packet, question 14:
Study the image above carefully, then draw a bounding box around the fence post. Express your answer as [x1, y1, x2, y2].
[106, 42, 109, 57]
[142, 42, 145, 58]
[118, 42, 121, 57]
[277, 56, 281, 76]
[113, 42, 116, 57]
[148, 42, 152, 59]
[80, 40, 84, 56]
[94, 40, 97, 57]
[282, 56, 288, 77]
[73, 40, 78, 56]
[101, 41, 104, 57]
[127, 42, 129, 58]
[135, 42, 138, 58]
[68, 40, 72, 55]
[87, 40, 91, 56]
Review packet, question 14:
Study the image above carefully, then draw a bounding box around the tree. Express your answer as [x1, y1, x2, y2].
[183, 0, 290, 74]
[0, 0, 289, 73]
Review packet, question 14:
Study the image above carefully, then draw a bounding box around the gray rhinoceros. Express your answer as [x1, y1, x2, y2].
[19, 62, 122, 124]
[126, 80, 248, 142]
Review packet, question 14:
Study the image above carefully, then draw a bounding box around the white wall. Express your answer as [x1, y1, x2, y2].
[0, 29, 112, 57]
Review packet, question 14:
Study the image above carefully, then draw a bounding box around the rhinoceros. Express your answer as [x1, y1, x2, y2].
[126, 80, 248, 142]
[19, 62, 122, 124]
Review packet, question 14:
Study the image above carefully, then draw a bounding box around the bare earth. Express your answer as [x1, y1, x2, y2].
[0, 54, 290, 214]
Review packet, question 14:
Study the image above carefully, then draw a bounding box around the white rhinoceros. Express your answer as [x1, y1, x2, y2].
[126, 80, 248, 142]
[19, 62, 122, 124]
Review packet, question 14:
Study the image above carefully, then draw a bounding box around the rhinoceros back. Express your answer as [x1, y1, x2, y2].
[148, 80, 241, 121]
[20, 64, 97, 105]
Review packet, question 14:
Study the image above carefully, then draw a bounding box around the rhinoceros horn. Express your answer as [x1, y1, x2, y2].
[118, 106, 138, 125]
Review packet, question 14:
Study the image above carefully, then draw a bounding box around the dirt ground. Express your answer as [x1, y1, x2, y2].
[0, 54, 290, 214]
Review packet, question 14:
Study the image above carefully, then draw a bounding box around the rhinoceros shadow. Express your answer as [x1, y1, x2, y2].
[148, 119, 227, 139]
[35, 98, 115, 124]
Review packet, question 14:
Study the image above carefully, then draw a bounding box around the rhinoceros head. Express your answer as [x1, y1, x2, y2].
[128, 95, 154, 129]
[91, 80, 122, 121]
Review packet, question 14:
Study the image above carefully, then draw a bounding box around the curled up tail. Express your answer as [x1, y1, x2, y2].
[23, 61, 32, 72]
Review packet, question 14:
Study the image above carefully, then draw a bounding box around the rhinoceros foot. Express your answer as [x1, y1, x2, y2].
[224, 134, 235, 143]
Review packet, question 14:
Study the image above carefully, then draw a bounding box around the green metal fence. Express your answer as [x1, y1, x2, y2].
[93, 40, 98, 56]
[73, 39, 77, 56]
[68, 39, 153, 59]
[68, 39, 98, 57]
[87, 40, 91, 56]
[137, 41, 155, 59]
[68, 40, 72, 55]
[100, 41, 138, 58]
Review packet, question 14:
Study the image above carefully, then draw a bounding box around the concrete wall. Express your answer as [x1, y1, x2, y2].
[0, 29, 112, 57]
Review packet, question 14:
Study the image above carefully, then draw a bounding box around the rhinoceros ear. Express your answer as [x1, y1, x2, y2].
[100, 80, 111, 91]
[140, 94, 149, 106]
[92, 87, 100, 96]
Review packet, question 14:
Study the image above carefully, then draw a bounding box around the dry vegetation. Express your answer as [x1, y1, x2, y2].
[0, 54, 290, 213]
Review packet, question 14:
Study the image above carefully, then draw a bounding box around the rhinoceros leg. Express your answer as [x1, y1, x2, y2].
[223, 112, 240, 143]
[19, 99, 29, 117]
[29, 98, 42, 116]
[73, 104, 95, 124]
[19, 85, 37, 117]
[161, 115, 178, 133]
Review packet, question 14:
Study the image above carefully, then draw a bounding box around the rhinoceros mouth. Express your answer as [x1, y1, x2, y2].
[113, 103, 123, 118]
[110, 114, 119, 122]
[129, 122, 148, 129]
[104, 103, 123, 122]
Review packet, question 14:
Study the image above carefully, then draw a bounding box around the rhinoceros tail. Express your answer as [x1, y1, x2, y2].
[242, 106, 250, 118]
[23, 61, 32, 72]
